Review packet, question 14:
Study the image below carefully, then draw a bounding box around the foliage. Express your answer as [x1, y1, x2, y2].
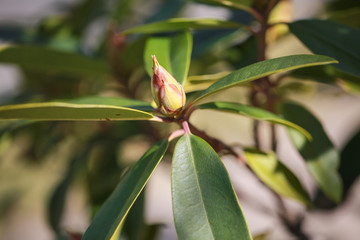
[0, 0, 359, 239]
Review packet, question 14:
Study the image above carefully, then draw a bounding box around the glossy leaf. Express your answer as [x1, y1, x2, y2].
[194, 0, 254, 11]
[172, 134, 252, 240]
[288, 20, 360, 77]
[83, 140, 169, 240]
[245, 149, 311, 206]
[282, 102, 342, 203]
[193, 55, 337, 103]
[198, 102, 311, 140]
[0, 98, 155, 121]
[0, 45, 110, 76]
[144, 31, 192, 85]
[121, 18, 244, 35]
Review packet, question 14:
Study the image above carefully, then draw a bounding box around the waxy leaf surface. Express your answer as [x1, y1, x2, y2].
[172, 134, 252, 240]
[193, 55, 337, 103]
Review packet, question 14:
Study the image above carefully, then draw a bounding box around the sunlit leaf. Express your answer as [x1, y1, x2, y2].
[83, 140, 169, 240]
[121, 18, 244, 35]
[172, 134, 252, 240]
[0, 98, 154, 121]
[144, 31, 192, 85]
[289, 20, 360, 77]
[192, 55, 337, 103]
[0, 45, 110, 76]
[245, 149, 311, 206]
[198, 102, 311, 140]
[282, 102, 342, 203]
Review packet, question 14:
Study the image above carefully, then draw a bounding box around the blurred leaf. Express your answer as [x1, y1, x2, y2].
[172, 134, 252, 240]
[198, 102, 311, 140]
[184, 72, 230, 93]
[0, 45, 110, 76]
[282, 102, 342, 203]
[194, 0, 254, 11]
[245, 149, 311, 206]
[144, 31, 192, 85]
[0, 99, 154, 121]
[145, 0, 184, 23]
[83, 140, 168, 240]
[290, 65, 360, 94]
[48, 146, 91, 233]
[121, 18, 244, 35]
[329, 7, 360, 28]
[339, 127, 360, 198]
[288, 20, 360, 77]
[253, 232, 269, 240]
[193, 55, 337, 103]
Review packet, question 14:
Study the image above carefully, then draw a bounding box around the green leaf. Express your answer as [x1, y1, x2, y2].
[244, 149, 311, 206]
[0, 98, 154, 121]
[194, 0, 254, 11]
[0, 45, 110, 76]
[192, 54, 337, 103]
[83, 140, 169, 240]
[198, 102, 311, 140]
[339, 127, 360, 198]
[144, 31, 192, 85]
[172, 134, 252, 240]
[282, 102, 342, 203]
[288, 20, 360, 77]
[121, 18, 244, 35]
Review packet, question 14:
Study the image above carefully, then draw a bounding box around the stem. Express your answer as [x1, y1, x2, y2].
[181, 120, 191, 135]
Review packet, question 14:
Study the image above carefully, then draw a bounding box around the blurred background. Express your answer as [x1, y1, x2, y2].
[0, 0, 360, 239]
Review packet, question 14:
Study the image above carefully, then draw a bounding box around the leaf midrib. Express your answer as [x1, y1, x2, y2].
[186, 134, 215, 240]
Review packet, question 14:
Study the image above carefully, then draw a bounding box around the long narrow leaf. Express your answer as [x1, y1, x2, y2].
[198, 102, 311, 140]
[83, 140, 169, 240]
[0, 45, 110, 76]
[172, 134, 252, 240]
[192, 55, 337, 103]
[121, 18, 244, 35]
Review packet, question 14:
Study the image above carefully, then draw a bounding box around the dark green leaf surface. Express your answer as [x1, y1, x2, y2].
[0, 98, 154, 121]
[282, 102, 342, 203]
[340, 127, 360, 198]
[0, 45, 110, 76]
[289, 20, 360, 76]
[245, 149, 311, 206]
[144, 31, 192, 85]
[122, 18, 244, 35]
[198, 102, 311, 140]
[83, 140, 169, 240]
[172, 134, 252, 240]
[193, 55, 337, 103]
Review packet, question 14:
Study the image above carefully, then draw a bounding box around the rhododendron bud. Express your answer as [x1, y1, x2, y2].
[151, 55, 186, 118]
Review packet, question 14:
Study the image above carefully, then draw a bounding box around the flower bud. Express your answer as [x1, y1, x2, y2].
[151, 55, 186, 117]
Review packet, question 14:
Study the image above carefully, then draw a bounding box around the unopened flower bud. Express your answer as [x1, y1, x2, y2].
[151, 55, 186, 118]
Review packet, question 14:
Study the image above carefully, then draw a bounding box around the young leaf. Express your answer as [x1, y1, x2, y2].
[288, 20, 360, 77]
[193, 55, 337, 103]
[121, 18, 244, 35]
[244, 149, 311, 206]
[282, 102, 342, 203]
[172, 134, 252, 240]
[144, 31, 192, 85]
[0, 45, 110, 76]
[0, 100, 154, 121]
[83, 140, 169, 240]
[198, 102, 311, 140]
